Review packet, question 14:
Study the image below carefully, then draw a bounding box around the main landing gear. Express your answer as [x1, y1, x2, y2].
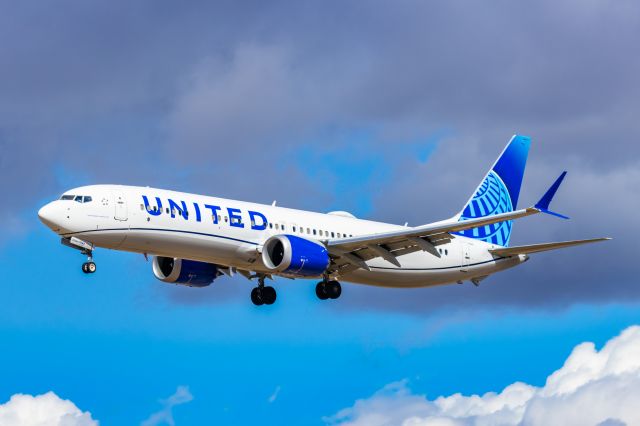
[316, 279, 341, 300]
[251, 275, 277, 306]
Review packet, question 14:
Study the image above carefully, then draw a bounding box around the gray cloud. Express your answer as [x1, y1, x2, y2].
[3, 1, 638, 310]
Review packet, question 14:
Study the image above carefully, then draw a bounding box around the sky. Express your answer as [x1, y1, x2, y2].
[1, 1, 639, 424]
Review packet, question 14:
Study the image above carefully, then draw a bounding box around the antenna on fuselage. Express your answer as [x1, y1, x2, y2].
[272, 200, 277, 206]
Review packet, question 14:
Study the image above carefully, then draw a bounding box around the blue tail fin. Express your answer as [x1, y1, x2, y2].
[453, 135, 531, 247]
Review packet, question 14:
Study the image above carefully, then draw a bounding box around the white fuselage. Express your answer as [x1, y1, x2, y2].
[38, 185, 526, 287]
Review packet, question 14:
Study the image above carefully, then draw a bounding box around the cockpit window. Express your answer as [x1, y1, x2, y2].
[60, 194, 93, 203]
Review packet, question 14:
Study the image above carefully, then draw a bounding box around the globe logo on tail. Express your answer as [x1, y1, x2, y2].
[454, 171, 513, 246]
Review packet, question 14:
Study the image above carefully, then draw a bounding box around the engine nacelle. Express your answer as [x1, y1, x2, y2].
[262, 235, 330, 277]
[152, 256, 218, 287]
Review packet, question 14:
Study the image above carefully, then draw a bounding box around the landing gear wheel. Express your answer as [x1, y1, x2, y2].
[251, 275, 277, 306]
[263, 286, 277, 305]
[327, 281, 342, 299]
[315, 282, 329, 300]
[81, 262, 97, 274]
[251, 287, 264, 306]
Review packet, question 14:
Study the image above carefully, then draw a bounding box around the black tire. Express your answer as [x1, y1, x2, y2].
[81, 263, 89, 274]
[327, 281, 342, 299]
[250, 287, 264, 306]
[263, 286, 277, 305]
[315, 282, 329, 300]
[87, 262, 96, 273]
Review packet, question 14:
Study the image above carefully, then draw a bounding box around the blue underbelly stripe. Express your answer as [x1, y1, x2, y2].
[369, 257, 507, 271]
[61, 227, 259, 246]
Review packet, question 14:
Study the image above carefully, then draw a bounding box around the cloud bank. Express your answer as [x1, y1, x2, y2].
[326, 325, 640, 426]
[0, 391, 97, 426]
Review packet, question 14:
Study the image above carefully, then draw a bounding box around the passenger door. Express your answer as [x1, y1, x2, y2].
[114, 191, 128, 221]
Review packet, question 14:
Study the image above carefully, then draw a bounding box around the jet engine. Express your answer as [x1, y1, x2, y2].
[262, 235, 330, 277]
[152, 256, 218, 287]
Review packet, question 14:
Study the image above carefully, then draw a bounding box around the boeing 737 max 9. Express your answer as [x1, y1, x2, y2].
[38, 135, 609, 305]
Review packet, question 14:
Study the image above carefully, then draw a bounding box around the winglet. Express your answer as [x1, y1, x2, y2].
[535, 171, 569, 219]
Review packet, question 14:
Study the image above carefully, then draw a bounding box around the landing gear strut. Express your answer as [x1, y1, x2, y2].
[316, 279, 341, 300]
[251, 275, 277, 306]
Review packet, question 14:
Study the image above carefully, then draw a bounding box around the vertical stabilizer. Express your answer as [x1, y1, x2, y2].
[453, 135, 531, 247]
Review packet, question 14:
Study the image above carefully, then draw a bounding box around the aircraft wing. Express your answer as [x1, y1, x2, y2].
[325, 171, 578, 274]
[489, 238, 610, 257]
[326, 207, 542, 273]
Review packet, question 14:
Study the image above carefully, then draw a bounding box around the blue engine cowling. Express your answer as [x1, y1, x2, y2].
[261, 235, 330, 277]
[152, 256, 218, 287]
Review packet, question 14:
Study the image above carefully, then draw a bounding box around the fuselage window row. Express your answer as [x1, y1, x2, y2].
[140, 201, 355, 239]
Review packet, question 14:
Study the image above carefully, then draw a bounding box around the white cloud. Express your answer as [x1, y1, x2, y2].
[0, 391, 97, 426]
[326, 325, 640, 426]
[141, 386, 193, 426]
[268, 386, 282, 404]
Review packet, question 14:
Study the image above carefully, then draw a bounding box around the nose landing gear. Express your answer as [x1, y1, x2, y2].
[316, 279, 341, 300]
[251, 275, 277, 306]
[81, 255, 97, 274]
[62, 237, 97, 275]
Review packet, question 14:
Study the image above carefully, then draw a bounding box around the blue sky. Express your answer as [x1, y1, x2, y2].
[1, 1, 639, 424]
[2, 149, 638, 424]
[2, 230, 639, 424]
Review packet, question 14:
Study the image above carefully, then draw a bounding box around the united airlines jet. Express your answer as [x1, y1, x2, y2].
[38, 136, 609, 305]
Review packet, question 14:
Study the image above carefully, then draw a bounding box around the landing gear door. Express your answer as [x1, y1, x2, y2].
[114, 191, 128, 221]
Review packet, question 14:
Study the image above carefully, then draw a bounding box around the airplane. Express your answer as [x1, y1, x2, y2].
[37, 135, 609, 305]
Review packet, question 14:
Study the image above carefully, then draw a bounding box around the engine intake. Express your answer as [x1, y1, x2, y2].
[262, 235, 329, 277]
[152, 256, 218, 287]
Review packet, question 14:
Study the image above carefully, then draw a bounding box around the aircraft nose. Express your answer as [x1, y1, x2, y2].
[38, 202, 60, 230]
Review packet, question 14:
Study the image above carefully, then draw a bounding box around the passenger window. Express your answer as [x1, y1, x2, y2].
[331, 232, 335, 238]
[307, 228, 310, 234]
[269, 223, 273, 229]
[293, 226, 296, 232]
[166, 208, 169, 214]
[140, 204, 144, 211]
[445, 249, 448, 255]
[224, 216, 228, 223]
[313, 229, 317, 235]
[282, 225, 286, 231]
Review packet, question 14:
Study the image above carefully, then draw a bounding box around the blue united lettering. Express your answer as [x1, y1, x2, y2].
[143, 195, 268, 230]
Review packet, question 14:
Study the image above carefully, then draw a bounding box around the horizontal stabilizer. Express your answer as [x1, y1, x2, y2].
[490, 238, 611, 257]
